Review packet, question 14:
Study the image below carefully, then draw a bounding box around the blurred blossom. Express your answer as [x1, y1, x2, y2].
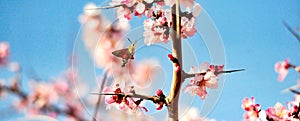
[0, 42, 9, 65]
[29, 82, 59, 109]
[110, 0, 136, 8]
[181, 107, 216, 121]
[132, 59, 159, 88]
[13, 99, 28, 111]
[53, 79, 70, 95]
[164, 0, 196, 8]
[116, 7, 133, 20]
[8, 62, 21, 72]
[65, 101, 84, 117]
[79, 3, 109, 54]
[94, 37, 124, 71]
[192, 3, 202, 17]
[83, 3, 101, 16]
[274, 59, 290, 81]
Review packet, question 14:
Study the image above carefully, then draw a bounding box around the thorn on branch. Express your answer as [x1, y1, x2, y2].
[183, 69, 245, 79]
[215, 69, 245, 75]
[290, 89, 300, 95]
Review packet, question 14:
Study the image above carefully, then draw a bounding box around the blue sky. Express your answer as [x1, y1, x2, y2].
[0, 0, 300, 120]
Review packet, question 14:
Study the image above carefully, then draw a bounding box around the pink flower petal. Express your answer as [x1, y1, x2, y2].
[136, 2, 145, 14]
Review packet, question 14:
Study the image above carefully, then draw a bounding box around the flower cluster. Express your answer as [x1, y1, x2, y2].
[180, 3, 201, 39]
[183, 62, 224, 99]
[274, 59, 300, 82]
[241, 97, 261, 120]
[111, 0, 164, 21]
[103, 84, 148, 113]
[143, 6, 171, 45]
[0, 72, 85, 121]
[242, 96, 300, 121]
[275, 59, 292, 81]
[109, 0, 202, 45]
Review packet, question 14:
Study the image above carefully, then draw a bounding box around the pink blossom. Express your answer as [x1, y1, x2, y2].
[94, 37, 120, 68]
[183, 62, 224, 99]
[82, 3, 101, 17]
[265, 102, 289, 120]
[103, 86, 122, 104]
[53, 80, 70, 94]
[125, 98, 148, 113]
[13, 99, 28, 111]
[192, 3, 202, 17]
[274, 59, 290, 81]
[132, 59, 159, 88]
[241, 97, 260, 120]
[0, 42, 9, 65]
[65, 101, 84, 117]
[117, 7, 133, 20]
[110, 0, 136, 7]
[181, 17, 197, 38]
[143, 7, 172, 45]
[180, 0, 195, 8]
[29, 82, 59, 109]
[8, 62, 21, 72]
[103, 84, 126, 106]
[144, 8, 154, 18]
[181, 107, 216, 121]
[135, 2, 146, 14]
[164, 0, 195, 8]
[143, 23, 168, 45]
[183, 83, 207, 99]
[103, 84, 148, 112]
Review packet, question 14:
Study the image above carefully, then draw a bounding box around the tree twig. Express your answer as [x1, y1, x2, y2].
[92, 71, 108, 121]
[85, 4, 125, 10]
[282, 20, 300, 42]
[91, 92, 161, 104]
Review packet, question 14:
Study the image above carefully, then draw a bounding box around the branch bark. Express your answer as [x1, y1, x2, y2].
[166, 0, 182, 120]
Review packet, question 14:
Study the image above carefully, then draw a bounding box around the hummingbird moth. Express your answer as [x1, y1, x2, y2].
[112, 38, 137, 67]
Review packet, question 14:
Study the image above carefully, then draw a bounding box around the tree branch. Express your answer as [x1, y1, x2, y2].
[282, 20, 300, 42]
[91, 93, 161, 104]
[0, 83, 87, 121]
[92, 71, 108, 121]
[166, 0, 182, 120]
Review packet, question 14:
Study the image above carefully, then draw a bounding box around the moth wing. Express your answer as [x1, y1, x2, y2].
[112, 48, 130, 59]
